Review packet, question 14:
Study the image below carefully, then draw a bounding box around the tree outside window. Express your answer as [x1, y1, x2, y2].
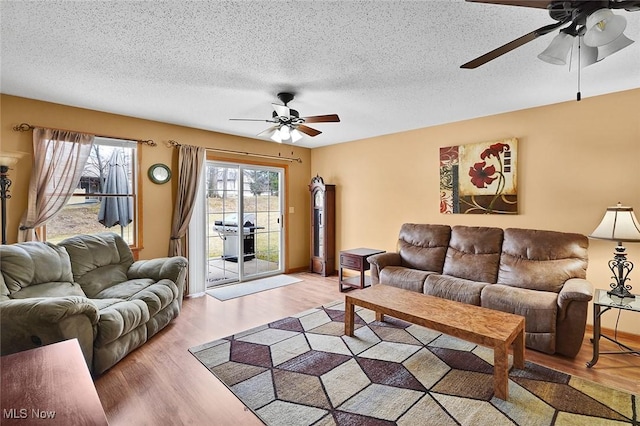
[45, 138, 138, 246]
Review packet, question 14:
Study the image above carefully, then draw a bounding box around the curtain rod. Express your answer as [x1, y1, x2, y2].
[167, 140, 302, 163]
[12, 122, 157, 147]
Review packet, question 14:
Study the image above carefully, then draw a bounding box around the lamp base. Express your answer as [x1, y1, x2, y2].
[607, 284, 633, 299]
[604, 242, 635, 299]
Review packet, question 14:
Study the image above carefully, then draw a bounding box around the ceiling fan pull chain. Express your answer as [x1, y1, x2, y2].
[577, 38, 582, 102]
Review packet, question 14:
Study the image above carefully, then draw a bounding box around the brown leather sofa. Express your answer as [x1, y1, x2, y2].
[367, 224, 593, 358]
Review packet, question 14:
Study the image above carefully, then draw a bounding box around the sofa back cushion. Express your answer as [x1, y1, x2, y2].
[498, 228, 589, 293]
[398, 224, 451, 273]
[0, 242, 76, 295]
[59, 232, 134, 298]
[442, 225, 503, 283]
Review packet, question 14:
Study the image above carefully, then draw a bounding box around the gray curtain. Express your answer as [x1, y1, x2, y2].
[169, 144, 205, 294]
[19, 128, 94, 242]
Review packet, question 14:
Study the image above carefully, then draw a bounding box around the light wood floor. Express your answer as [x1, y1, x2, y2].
[94, 273, 640, 425]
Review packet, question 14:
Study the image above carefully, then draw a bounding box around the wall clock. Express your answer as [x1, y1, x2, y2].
[148, 163, 171, 184]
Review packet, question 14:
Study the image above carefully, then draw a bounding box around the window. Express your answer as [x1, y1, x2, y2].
[45, 137, 139, 246]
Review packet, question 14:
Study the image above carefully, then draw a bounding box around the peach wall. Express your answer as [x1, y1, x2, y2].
[0, 95, 312, 270]
[311, 88, 640, 335]
[2, 91, 639, 335]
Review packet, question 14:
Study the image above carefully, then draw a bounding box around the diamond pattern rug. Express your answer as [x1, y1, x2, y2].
[189, 301, 638, 425]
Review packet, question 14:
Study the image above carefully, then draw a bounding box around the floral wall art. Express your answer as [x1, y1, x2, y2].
[440, 138, 518, 214]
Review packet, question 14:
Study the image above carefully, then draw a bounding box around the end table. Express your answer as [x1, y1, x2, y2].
[339, 248, 385, 292]
[586, 288, 640, 368]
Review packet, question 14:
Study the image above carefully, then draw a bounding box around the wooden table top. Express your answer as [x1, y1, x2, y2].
[346, 284, 525, 346]
[1, 339, 108, 425]
[340, 248, 385, 257]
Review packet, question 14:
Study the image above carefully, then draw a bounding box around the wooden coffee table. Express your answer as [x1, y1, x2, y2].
[344, 284, 525, 400]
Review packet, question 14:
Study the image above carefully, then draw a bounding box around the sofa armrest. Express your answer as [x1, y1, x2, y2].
[0, 296, 99, 367]
[128, 256, 188, 301]
[367, 252, 401, 284]
[128, 256, 188, 283]
[1, 296, 99, 325]
[558, 278, 593, 315]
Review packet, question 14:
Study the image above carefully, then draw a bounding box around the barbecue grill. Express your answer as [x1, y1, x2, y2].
[213, 213, 259, 262]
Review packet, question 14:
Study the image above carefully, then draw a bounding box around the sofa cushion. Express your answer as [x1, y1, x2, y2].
[398, 224, 451, 273]
[59, 233, 135, 298]
[380, 267, 434, 293]
[7, 282, 85, 299]
[93, 278, 179, 316]
[497, 228, 588, 293]
[442, 225, 503, 283]
[0, 242, 74, 294]
[92, 298, 150, 346]
[423, 274, 488, 305]
[481, 284, 557, 353]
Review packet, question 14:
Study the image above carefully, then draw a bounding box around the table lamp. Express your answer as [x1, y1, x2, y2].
[589, 202, 640, 298]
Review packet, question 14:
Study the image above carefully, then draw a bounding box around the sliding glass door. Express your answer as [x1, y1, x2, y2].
[205, 161, 284, 286]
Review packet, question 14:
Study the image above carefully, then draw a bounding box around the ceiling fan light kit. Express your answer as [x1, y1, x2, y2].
[584, 8, 627, 46]
[462, 1, 637, 69]
[596, 32, 635, 59]
[537, 32, 575, 64]
[230, 92, 340, 144]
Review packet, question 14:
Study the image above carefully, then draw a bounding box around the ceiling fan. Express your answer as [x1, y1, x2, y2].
[461, 0, 639, 69]
[230, 92, 340, 143]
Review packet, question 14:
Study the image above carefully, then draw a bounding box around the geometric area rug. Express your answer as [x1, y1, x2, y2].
[189, 300, 639, 425]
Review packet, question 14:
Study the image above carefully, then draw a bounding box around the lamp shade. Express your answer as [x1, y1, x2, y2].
[279, 125, 291, 141]
[578, 39, 599, 68]
[0, 152, 26, 167]
[584, 9, 627, 47]
[538, 32, 574, 65]
[290, 128, 303, 143]
[270, 127, 283, 143]
[597, 33, 635, 61]
[590, 203, 640, 242]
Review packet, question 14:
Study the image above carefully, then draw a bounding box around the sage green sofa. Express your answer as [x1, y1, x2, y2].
[0, 232, 188, 375]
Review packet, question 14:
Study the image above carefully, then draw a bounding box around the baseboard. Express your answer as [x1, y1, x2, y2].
[286, 266, 311, 274]
[585, 324, 640, 344]
[286, 266, 338, 275]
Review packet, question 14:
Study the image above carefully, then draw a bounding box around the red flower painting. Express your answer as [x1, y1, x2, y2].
[468, 142, 511, 213]
[469, 161, 497, 189]
[440, 138, 517, 215]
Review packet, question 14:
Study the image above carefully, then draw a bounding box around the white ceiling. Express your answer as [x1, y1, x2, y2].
[2, 1, 639, 148]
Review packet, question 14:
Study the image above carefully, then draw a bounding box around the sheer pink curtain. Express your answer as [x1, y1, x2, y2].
[169, 144, 205, 260]
[18, 128, 94, 242]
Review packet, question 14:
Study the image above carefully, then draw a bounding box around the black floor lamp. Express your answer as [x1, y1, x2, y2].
[589, 202, 640, 299]
[0, 152, 25, 245]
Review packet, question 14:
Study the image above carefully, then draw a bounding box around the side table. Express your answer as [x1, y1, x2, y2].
[1, 338, 109, 425]
[586, 288, 640, 368]
[339, 248, 385, 292]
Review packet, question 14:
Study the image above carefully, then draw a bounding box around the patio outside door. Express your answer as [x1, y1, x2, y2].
[205, 161, 284, 286]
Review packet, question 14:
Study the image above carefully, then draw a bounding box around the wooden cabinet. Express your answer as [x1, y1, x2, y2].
[309, 175, 335, 276]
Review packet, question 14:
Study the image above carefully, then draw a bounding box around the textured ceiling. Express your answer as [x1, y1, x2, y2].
[1, 1, 639, 148]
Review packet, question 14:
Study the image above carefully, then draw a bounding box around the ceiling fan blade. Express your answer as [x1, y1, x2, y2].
[296, 125, 322, 137]
[465, 0, 551, 9]
[272, 103, 290, 117]
[257, 126, 279, 138]
[302, 114, 341, 123]
[229, 118, 275, 122]
[460, 20, 567, 69]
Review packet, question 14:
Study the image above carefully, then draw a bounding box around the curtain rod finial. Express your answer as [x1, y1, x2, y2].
[12, 123, 33, 132]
